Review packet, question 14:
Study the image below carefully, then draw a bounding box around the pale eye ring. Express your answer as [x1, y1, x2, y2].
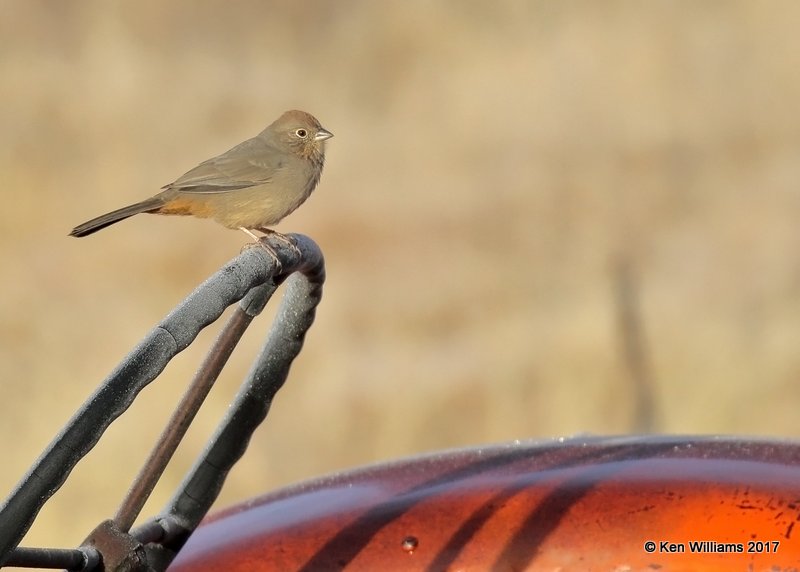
[295, 128, 308, 139]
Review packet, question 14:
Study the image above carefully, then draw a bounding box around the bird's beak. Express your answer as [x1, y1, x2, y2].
[315, 128, 333, 141]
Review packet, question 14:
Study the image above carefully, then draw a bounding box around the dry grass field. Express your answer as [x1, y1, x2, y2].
[1, 0, 800, 554]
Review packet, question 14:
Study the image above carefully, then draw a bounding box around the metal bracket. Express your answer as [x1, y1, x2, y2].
[0, 234, 325, 570]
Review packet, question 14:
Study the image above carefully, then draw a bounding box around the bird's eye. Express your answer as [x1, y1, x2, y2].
[295, 128, 308, 138]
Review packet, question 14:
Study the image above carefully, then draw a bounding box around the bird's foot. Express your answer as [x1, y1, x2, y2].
[253, 227, 302, 258]
[239, 227, 283, 272]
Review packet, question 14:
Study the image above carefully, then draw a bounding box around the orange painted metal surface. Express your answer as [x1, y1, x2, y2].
[169, 436, 800, 571]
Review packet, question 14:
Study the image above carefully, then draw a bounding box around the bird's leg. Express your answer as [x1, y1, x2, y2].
[253, 227, 302, 258]
[239, 227, 282, 271]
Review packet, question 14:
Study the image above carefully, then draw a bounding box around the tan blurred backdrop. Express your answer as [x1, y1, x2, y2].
[1, 0, 800, 553]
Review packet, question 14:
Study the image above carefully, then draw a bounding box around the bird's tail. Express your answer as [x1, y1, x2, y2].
[69, 197, 165, 237]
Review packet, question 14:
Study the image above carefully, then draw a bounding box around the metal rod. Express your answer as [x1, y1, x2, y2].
[114, 298, 259, 531]
[4, 546, 99, 570]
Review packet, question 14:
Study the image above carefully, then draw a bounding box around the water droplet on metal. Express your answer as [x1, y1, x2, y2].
[401, 535, 418, 554]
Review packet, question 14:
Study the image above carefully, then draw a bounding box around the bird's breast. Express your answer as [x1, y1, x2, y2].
[203, 162, 320, 229]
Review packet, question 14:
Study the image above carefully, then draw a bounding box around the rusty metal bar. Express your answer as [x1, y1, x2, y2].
[113, 283, 273, 532]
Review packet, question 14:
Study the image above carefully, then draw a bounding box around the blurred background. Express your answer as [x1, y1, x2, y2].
[1, 0, 800, 553]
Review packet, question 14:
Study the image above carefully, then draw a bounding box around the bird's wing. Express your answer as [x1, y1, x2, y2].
[164, 137, 287, 194]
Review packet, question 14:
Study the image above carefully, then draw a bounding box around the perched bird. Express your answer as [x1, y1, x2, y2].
[70, 110, 333, 264]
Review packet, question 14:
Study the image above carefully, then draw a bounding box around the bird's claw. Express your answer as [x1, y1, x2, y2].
[240, 240, 283, 274]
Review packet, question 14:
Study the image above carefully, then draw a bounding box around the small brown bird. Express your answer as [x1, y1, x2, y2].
[70, 110, 332, 261]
